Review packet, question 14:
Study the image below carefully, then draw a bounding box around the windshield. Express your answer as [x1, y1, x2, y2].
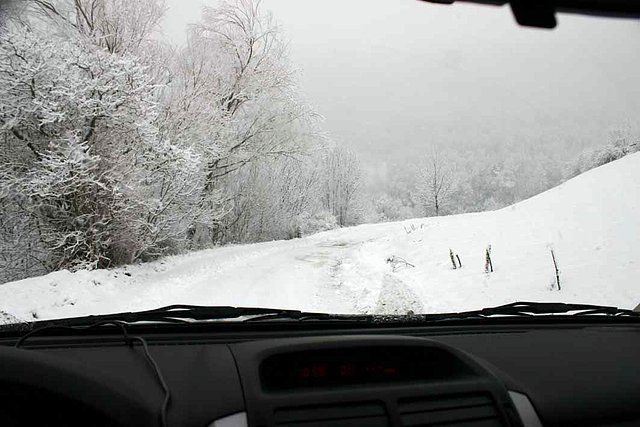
[1, 0, 639, 323]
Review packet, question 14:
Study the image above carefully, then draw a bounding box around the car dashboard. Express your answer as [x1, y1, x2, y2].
[0, 319, 639, 427]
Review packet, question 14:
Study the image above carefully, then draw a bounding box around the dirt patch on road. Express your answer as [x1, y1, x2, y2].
[374, 274, 424, 315]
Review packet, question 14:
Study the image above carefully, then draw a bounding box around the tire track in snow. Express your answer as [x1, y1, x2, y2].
[301, 245, 365, 313]
[311, 237, 408, 315]
[373, 273, 424, 315]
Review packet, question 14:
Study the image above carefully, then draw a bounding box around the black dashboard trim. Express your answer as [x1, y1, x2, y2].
[230, 335, 523, 427]
[4, 318, 640, 348]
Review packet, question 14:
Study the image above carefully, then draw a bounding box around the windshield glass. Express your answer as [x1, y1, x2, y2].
[1, 0, 639, 323]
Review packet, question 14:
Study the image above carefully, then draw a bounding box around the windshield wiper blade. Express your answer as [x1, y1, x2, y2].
[26, 301, 640, 329]
[36, 304, 370, 327]
[244, 302, 640, 323]
[420, 301, 640, 322]
[243, 312, 374, 322]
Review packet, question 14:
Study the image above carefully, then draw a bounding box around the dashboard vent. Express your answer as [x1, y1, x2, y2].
[274, 401, 389, 426]
[398, 393, 502, 426]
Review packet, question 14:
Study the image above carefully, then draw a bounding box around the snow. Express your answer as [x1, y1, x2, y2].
[2, 153, 640, 322]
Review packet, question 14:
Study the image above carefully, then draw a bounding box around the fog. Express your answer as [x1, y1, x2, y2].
[161, 0, 640, 174]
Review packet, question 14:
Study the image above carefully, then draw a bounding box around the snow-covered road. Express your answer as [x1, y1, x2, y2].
[2, 153, 639, 322]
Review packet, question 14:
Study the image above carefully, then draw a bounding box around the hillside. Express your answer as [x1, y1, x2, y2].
[1, 153, 639, 322]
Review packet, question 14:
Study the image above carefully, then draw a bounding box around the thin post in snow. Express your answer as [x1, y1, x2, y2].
[485, 245, 493, 273]
[550, 249, 561, 290]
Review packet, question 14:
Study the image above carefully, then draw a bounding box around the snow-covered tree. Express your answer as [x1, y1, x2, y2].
[0, 25, 195, 278]
[367, 194, 416, 223]
[320, 147, 362, 226]
[193, 0, 317, 176]
[216, 153, 327, 243]
[416, 148, 455, 216]
[30, 0, 166, 55]
[565, 132, 639, 179]
[161, 0, 320, 245]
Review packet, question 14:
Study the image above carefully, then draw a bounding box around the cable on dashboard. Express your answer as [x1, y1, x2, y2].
[129, 335, 171, 427]
[15, 320, 132, 348]
[15, 321, 171, 427]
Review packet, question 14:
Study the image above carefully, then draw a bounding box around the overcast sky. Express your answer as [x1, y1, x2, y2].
[160, 0, 640, 171]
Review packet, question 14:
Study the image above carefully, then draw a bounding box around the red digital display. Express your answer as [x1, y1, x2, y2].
[260, 346, 466, 391]
[295, 362, 400, 381]
[339, 363, 356, 377]
[298, 364, 328, 379]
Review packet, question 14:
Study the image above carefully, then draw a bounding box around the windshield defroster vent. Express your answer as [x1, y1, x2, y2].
[398, 393, 503, 426]
[273, 401, 389, 426]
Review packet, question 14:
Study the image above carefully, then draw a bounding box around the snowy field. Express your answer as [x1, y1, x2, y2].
[1, 153, 639, 322]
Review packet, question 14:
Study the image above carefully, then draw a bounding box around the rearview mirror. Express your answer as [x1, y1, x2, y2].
[419, 0, 640, 28]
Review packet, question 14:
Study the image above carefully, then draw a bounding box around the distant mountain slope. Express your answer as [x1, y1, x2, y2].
[2, 153, 639, 322]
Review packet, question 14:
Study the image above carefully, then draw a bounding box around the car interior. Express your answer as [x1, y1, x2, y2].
[2, 304, 640, 427]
